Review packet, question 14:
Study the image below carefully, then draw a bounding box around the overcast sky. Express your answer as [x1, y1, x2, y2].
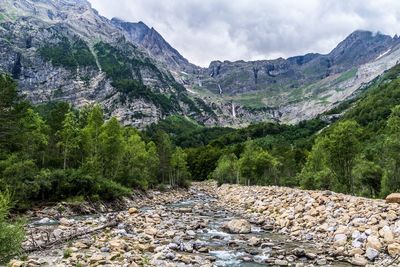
[89, 0, 400, 67]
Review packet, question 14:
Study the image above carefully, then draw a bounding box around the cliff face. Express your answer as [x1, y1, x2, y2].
[189, 30, 400, 123]
[0, 0, 220, 128]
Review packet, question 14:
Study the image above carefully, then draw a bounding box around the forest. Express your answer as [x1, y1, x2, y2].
[1, 62, 400, 262]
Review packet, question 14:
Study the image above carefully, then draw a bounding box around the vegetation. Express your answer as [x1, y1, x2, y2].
[0, 74, 190, 211]
[0, 191, 25, 264]
[146, 63, 400, 198]
[39, 37, 97, 70]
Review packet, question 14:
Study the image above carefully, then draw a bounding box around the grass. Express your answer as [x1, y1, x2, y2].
[335, 68, 357, 84]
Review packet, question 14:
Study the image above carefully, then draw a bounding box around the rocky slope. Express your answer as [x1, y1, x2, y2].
[111, 17, 198, 74]
[0, 0, 220, 128]
[191, 31, 400, 123]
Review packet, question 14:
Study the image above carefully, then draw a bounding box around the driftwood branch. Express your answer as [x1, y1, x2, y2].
[24, 220, 119, 253]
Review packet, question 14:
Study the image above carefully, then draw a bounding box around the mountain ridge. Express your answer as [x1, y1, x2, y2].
[1, 0, 400, 127]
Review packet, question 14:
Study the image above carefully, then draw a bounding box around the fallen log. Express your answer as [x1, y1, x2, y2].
[24, 220, 119, 253]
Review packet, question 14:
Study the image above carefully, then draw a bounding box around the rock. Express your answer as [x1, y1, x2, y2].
[222, 219, 251, 234]
[351, 255, 368, 266]
[100, 247, 110, 252]
[8, 260, 24, 267]
[385, 193, 400, 203]
[365, 247, 379, 260]
[333, 233, 347, 246]
[274, 259, 289, 266]
[248, 236, 261, 246]
[73, 241, 88, 249]
[366, 235, 382, 251]
[128, 207, 138, 214]
[316, 258, 327, 265]
[90, 253, 104, 263]
[59, 217, 71, 226]
[109, 239, 127, 251]
[350, 248, 364, 256]
[388, 243, 400, 257]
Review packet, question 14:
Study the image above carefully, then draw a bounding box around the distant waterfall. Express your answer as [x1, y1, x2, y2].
[232, 102, 236, 118]
[218, 84, 222, 95]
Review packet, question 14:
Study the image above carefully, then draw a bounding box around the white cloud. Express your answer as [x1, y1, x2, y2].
[89, 0, 400, 67]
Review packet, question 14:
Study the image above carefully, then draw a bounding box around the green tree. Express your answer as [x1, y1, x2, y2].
[170, 147, 191, 188]
[382, 105, 400, 196]
[156, 131, 173, 184]
[352, 159, 382, 197]
[119, 129, 150, 189]
[81, 105, 104, 174]
[299, 137, 333, 190]
[238, 142, 279, 186]
[18, 108, 49, 163]
[0, 74, 27, 150]
[57, 108, 80, 169]
[211, 153, 239, 185]
[0, 191, 25, 264]
[299, 120, 362, 194]
[99, 117, 124, 179]
[146, 141, 160, 187]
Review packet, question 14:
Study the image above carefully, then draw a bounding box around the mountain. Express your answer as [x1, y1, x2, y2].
[1, 0, 400, 128]
[111, 18, 198, 74]
[190, 30, 400, 124]
[0, 0, 218, 128]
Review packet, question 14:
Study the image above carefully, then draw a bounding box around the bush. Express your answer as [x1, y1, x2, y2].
[97, 178, 131, 200]
[0, 191, 25, 264]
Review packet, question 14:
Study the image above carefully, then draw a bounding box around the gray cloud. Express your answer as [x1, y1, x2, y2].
[89, 0, 400, 67]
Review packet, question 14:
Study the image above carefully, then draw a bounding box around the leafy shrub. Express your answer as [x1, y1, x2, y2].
[0, 191, 25, 264]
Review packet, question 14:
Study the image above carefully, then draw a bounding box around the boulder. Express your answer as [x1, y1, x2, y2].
[128, 207, 138, 214]
[366, 235, 382, 251]
[365, 247, 379, 260]
[388, 243, 400, 257]
[351, 255, 368, 266]
[222, 219, 251, 234]
[385, 193, 400, 203]
[334, 233, 347, 247]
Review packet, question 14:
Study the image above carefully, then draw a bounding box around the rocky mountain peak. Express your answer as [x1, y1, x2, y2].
[111, 17, 197, 73]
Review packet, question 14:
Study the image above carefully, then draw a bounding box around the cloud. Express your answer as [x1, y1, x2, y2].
[88, 0, 400, 67]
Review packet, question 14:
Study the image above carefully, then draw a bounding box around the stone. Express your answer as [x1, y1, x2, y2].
[385, 193, 400, 204]
[90, 254, 104, 263]
[8, 260, 24, 267]
[388, 243, 400, 257]
[222, 219, 251, 234]
[350, 248, 364, 256]
[248, 236, 261, 246]
[333, 233, 347, 246]
[274, 259, 289, 266]
[59, 217, 71, 226]
[128, 207, 139, 214]
[109, 239, 127, 250]
[351, 255, 368, 266]
[366, 235, 382, 251]
[365, 247, 379, 260]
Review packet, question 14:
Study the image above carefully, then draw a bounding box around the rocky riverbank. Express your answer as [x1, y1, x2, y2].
[217, 183, 400, 266]
[8, 181, 400, 267]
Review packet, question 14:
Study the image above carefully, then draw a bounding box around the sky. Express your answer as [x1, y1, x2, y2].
[89, 0, 400, 67]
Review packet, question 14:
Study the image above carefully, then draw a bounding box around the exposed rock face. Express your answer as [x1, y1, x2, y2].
[190, 30, 400, 124]
[0, 0, 216, 128]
